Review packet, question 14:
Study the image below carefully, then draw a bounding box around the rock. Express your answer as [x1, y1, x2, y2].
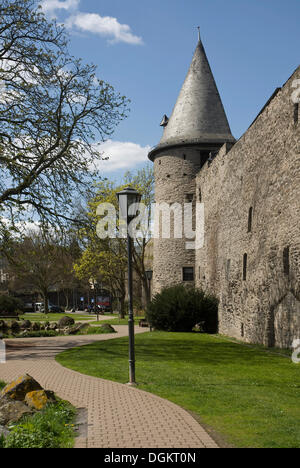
[32, 322, 40, 331]
[10, 321, 20, 334]
[25, 390, 48, 411]
[100, 324, 116, 333]
[0, 424, 10, 438]
[44, 390, 56, 403]
[67, 323, 90, 335]
[58, 316, 75, 328]
[1, 374, 43, 401]
[49, 323, 57, 330]
[0, 320, 8, 332]
[19, 330, 29, 337]
[194, 322, 205, 331]
[20, 320, 31, 330]
[0, 396, 33, 425]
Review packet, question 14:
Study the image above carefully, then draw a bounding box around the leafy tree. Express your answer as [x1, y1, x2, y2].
[0, 294, 24, 316]
[5, 229, 80, 314]
[74, 166, 154, 316]
[0, 0, 129, 238]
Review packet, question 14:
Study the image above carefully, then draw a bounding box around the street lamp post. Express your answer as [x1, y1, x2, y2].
[117, 186, 141, 385]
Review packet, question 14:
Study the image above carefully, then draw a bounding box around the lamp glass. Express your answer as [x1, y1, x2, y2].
[117, 187, 141, 221]
[145, 270, 153, 281]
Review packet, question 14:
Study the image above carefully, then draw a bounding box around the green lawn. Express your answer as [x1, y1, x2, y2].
[56, 332, 300, 448]
[91, 314, 144, 326]
[19, 313, 95, 322]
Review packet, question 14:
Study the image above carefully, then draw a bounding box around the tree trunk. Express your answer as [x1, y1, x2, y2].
[42, 291, 49, 314]
[119, 295, 126, 319]
[143, 276, 151, 307]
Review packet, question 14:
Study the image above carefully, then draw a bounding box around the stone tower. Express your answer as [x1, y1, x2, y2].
[148, 37, 235, 294]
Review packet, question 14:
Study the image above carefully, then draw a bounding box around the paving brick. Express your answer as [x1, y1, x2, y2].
[0, 326, 218, 449]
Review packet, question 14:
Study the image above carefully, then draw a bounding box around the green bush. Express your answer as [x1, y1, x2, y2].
[3, 401, 76, 449]
[146, 285, 218, 333]
[0, 295, 24, 316]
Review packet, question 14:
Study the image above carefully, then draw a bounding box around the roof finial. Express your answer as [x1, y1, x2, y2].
[197, 26, 201, 42]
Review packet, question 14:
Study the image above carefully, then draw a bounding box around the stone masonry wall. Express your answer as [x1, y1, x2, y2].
[152, 147, 202, 293]
[195, 66, 300, 348]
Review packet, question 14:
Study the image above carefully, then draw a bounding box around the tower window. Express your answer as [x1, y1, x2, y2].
[200, 151, 210, 168]
[198, 188, 202, 202]
[226, 259, 231, 281]
[243, 254, 248, 281]
[283, 246, 290, 276]
[294, 103, 299, 125]
[248, 207, 253, 232]
[183, 267, 194, 282]
[183, 154, 186, 160]
[185, 193, 194, 203]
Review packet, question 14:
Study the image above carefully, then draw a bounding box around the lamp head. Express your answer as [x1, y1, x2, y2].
[117, 186, 142, 221]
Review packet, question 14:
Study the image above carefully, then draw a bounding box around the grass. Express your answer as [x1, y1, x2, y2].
[91, 314, 144, 326]
[56, 331, 300, 448]
[0, 381, 77, 449]
[76, 326, 116, 335]
[2, 400, 76, 448]
[19, 313, 95, 322]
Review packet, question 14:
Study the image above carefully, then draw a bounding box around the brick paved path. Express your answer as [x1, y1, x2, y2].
[0, 326, 218, 448]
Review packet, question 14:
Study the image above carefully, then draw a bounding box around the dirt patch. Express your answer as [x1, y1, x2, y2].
[187, 410, 234, 449]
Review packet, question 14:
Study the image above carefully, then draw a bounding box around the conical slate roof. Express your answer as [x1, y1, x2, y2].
[149, 39, 235, 158]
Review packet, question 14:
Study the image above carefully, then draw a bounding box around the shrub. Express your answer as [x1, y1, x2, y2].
[83, 325, 116, 335]
[146, 285, 218, 333]
[3, 401, 76, 449]
[0, 295, 24, 316]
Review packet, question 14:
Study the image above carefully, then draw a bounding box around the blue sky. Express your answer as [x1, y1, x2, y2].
[40, 0, 300, 180]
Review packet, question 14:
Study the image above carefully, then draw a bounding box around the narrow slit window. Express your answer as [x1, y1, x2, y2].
[185, 193, 194, 203]
[294, 103, 299, 125]
[226, 259, 231, 281]
[248, 207, 253, 232]
[283, 246, 290, 276]
[243, 254, 248, 281]
[198, 188, 202, 202]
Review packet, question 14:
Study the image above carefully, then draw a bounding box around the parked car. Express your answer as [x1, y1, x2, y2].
[40, 305, 64, 313]
[24, 303, 35, 313]
[49, 305, 64, 313]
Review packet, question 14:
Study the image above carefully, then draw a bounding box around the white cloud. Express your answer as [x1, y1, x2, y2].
[92, 140, 151, 173]
[66, 12, 143, 45]
[40, 0, 79, 16]
[40, 0, 143, 45]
